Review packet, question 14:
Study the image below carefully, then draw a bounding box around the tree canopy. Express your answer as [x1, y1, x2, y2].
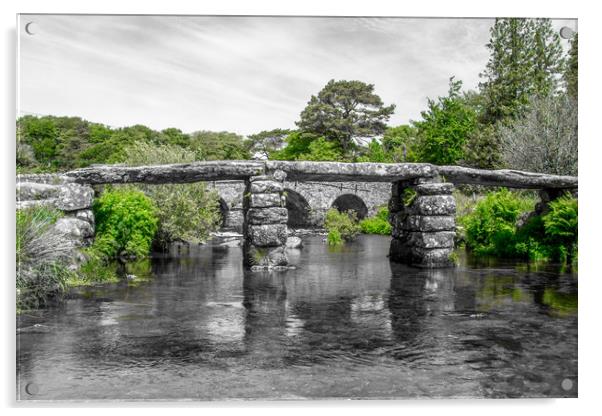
[414, 78, 478, 165]
[296, 80, 395, 156]
[479, 18, 564, 125]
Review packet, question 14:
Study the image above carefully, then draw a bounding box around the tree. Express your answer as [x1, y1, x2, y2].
[189, 131, 250, 160]
[246, 128, 291, 159]
[564, 33, 578, 99]
[18, 116, 59, 167]
[498, 94, 577, 176]
[296, 80, 395, 156]
[161, 128, 191, 147]
[270, 132, 344, 162]
[414, 77, 478, 165]
[479, 18, 564, 125]
[462, 125, 504, 169]
[381, 125, 420, 162]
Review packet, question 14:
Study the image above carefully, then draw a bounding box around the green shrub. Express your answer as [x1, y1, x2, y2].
[69, 251, 119, 286]
[122, 142, 222, 246]
[16, 206, 75, 310]
[543, 195, 578, 262]
[324, 208, 361, 245]
[360, 207, 392, 235]
[92, 187, 159, 258]
[461, 189, 535, 257]
[461, 189, 578, 263]
[327, 229, 343, 246]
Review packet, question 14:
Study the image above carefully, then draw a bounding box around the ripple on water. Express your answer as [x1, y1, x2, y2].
[16, 235, 577, 400]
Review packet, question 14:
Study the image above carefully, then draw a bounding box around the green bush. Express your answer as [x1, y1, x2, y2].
[543, 195, 578, 262]
[324, 208, 361, 245]
[327, 229, 343, 246]
[360, 207, 392, 235]
[461, 189, 535, 257]
[461, 189, 578, 263]
[92, 187, 159, 258]
[121, 142, 222, 246]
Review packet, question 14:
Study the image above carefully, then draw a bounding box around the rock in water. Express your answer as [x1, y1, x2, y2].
[286, 236, 303, 249]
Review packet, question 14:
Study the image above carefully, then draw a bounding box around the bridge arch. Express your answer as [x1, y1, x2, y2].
[331, 194, 369, 220]
[284, 188, 313, 228]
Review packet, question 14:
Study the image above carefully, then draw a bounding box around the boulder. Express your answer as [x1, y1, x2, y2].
[402, 215, 455, 232]
[408, 195, 456, 216]
[285, 236, 303, 249]
[414, 182, 454, 195]
[249, 193, 282, 208]
[247, 207, 288, 224]
[247, 224, 287, 247]
[17, 182, 60, 200]
[53, 217, 95, 241]
[56, 183, 94, 211]
[405, 231, 455, 249]
[250, 180, 284, 193]
[74, 209, 94, 224]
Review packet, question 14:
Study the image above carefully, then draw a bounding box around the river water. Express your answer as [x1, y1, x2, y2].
[17, 235, 577, 401]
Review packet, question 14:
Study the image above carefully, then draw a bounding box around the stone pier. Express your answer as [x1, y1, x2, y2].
[242, 169, 290, 269]
[389, 178, 457, 268]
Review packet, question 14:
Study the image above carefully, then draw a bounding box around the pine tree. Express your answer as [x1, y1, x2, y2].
[531, 19, 564, 97]
[479, 18, 564, 125]
[564, 33, 578, 99]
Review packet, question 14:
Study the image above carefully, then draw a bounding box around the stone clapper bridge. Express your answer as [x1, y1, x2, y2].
[17, 161, 578, 270]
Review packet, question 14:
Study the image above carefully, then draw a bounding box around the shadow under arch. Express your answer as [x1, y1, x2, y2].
[218, 198, 229, 228]
[284, 188, 313, 228]
[331, 194, 369, 220]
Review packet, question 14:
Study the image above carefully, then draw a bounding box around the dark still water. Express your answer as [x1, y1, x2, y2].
[17, 235, 577, 400]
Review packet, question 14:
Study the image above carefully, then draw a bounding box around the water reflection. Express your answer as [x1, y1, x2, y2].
[17, 235, 577, 400]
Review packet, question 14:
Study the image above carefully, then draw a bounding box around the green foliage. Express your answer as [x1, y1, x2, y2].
[402, 188, 417, 206]
[414, 77, 478, 165]
[327, 229, 343, 246]
[564, 33, 578, 99]
[92, 187, 159, 258]
[381, 125, 420, 162]
[121, 142, 222, 245]
[190, 130, 250, 160]
[461, 189, 536, 257]
[542, 195, 578, 261]
[324, 208, 361, 245]
[296, 79, 395, 157]
[359, 207, 391, 235]
[461, 189, 578, 263]
[479, 18, 564, 124]
[462, 124, 504, 169]
[356, 139, 391, 163]
[16, 115, 253, 172]
[246, 128, 292, 159]
[270, 132, 345, 161]
[70, 251, 119, 286]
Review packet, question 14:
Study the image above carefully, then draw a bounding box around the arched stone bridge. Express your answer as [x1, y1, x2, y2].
[17, 161, 577, 270]
[208, 180, 391, 231]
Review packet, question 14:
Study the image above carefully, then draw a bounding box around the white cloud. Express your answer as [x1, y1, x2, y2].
[18, 15, 576, 136]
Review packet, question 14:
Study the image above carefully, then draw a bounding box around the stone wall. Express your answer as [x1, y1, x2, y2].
[17, 174, 96, 249]
[388, 178, 456, 268]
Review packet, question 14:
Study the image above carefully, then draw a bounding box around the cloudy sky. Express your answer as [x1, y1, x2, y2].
[18, 15, 577, 136]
